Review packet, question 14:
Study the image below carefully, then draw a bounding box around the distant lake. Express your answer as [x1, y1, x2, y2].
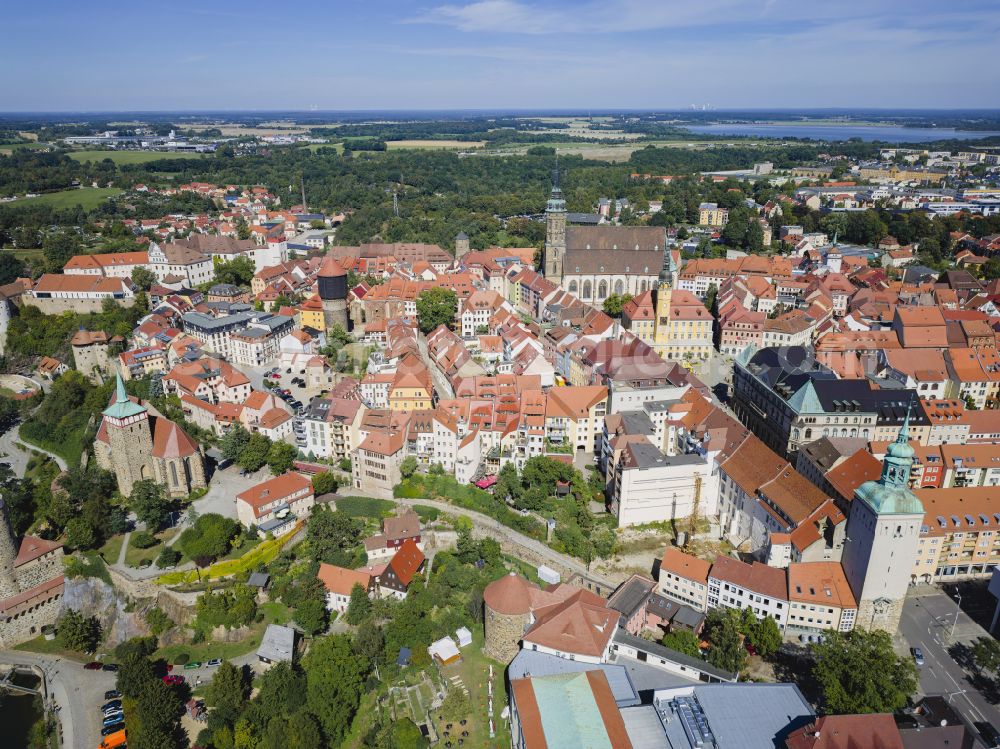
[684, 123, 1000, 143]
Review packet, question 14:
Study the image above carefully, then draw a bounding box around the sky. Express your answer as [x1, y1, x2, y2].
[4, 0, 1000, 111]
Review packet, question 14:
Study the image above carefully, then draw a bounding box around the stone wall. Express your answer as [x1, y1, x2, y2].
[856, 597, 905, 634]
[0, 594, 62, 648]
[61, 576, 152, 648]
[14, 549, 64, 591]
[25, 297, 136, 315]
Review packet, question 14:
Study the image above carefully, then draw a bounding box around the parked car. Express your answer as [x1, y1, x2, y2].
[84, 662, 103, 670]
[290, 401, 302, 410]
[206, 659, 222, 667]
[285, 368, 292, 374]
[183, 662, 202, 670]
[102, 713, 125, 727]
[101, 663, 119, 672]
[103, 706, 123, 717]
[162, 675, 185, 686]
[102, 700, 122, 712]
[976, 722, 1000, 749]
[104, 690, 121, 701]
[911, 647, 925, 666]
[268, 373, 281, 380]
[101, 723, 125, 737]
[282, 389, 292, 396]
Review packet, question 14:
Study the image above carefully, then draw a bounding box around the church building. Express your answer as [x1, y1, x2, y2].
[840, 405, 923, 633]
[94, 375, 207, 498]
[542, 171, 666, 303]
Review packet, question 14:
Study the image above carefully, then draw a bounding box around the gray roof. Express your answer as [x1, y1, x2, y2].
[257, 624, 296, 662]
[608, 576, 655, 619]
[613, 629, 736, 682]
[671, 605, 706, 631]
[507, 649, 640, 707]
[620, 705, 671, 749]
[616, 410, 656, 435]
[247, 572, 270, 588]
[654, 683, 813, 749]
[623, 442, 705, 471]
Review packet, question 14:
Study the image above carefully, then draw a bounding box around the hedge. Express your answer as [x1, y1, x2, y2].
[156, 522, 301, 585]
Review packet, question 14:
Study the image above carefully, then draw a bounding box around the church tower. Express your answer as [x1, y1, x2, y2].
[841, 404, 923, 633]
[543, 168, 567, 283]
[0, 497, 19, 599]
[653, 247, 677, 355]
[102, 374, 155, 497]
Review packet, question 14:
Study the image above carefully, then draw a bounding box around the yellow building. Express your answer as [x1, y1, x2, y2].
[622, 292, 656, 345]
[651, 252, 713, 362]
[698, 202, 729, 227]
[388, 371, 433, 411]
[298, 294, 326, 331]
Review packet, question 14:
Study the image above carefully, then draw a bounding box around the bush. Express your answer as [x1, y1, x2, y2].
[176, 513, 240, 562]
[145, 607, 174, 636]
[130, 530, 157, 549]
[173, 652, 189, 665]
[156, 546, 181, 568]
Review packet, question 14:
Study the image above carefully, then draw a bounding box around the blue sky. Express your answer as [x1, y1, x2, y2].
[4, 0, 1000, 111]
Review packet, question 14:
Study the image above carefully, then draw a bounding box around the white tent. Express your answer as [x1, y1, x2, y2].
[428, 636, 461, 664]
[455, 626, 473, 647]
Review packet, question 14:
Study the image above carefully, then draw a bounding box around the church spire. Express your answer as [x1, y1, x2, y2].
[881, 396, 916, 488]
[658, 245, 676, 286]
[103, 373, 147, 421]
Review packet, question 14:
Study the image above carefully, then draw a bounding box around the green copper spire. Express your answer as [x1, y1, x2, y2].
[103, 373, 147, 420]
[853, 395, 922, 515]
[658, 246, 677, 285]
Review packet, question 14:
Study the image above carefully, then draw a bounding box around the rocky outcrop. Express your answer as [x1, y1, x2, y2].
[61, 577, 151, 648]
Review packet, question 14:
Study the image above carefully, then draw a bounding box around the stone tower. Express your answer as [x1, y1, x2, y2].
[483, 573, 533, 663]
[102, 374, 155, 497]
[0, 497, 19, 599]
[454, 232, 470, 263]
[841, 404, 923, 633]
[317, 254, 349, 333]
[543, 168, 566, 283]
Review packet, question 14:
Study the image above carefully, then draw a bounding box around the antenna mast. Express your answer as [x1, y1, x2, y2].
[300, 174, 307, 212]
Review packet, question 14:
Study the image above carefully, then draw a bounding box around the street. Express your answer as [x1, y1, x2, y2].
[1, 650, 117, 749]
[900, 585, 1000, 729]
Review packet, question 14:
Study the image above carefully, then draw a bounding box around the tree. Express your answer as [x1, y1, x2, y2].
[214, 256, 256, 286]
[494, 462, 521, 504]
[748, 615, 782, 658]
[156, 546, 180, 568]
[971, 636, 1000, 676]
[390, 718, 429, 749]
[206, 661, 251, 723]
[704, 609, 747, 674]
[984, 257, 1000, 281]
[0, 252, 25, 285]
[176, 513, 239, 561]
[414, 287, 457, 334]
[295, 596, 329, 635]
[312, 471, 338, 496]
[439, 688, 471, 722]
[746, 219, 765, 252]
[399, 455, 418, 479]
[264, 710, 323, 749]
[662, 629, 702, 658]
[65, 516, 98, 549]
[145, 607, 173, 636]
[56, 609, 101, 652]
[129, 479, 171, 531]
[303, 634, 367, 745]
[344, 583, 372, 625]
[220, 425, 251, 462]
[811, 629, 918, 714]
[131, 266, 157, 291]
[43, 231, 80, 271]
[306, 506, 362, 564]
[239, 433, 272, 472]
[267, 441, 298, 475]
[255, 661, 307, 717]
[602, 293, 633, 318]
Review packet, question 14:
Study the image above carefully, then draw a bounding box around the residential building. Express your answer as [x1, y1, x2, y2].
[657, 548, 711, 610]
[316, 563, 372, 613]
[708, 554, 790, 629]
[235, 472, 314, 537]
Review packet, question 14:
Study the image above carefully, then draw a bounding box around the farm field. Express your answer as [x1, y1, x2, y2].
[386, 139, 486, 150]
[4, 187, 122, 209]
[68, 150, 206, 164]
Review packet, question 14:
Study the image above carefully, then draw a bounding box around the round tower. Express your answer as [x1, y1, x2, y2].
[454, 232, 470, 262]
[317, 254, 349, 333]
[483, 572, 534, 663]
[0, 497, 21, 599]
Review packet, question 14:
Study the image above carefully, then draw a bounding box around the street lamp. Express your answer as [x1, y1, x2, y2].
[950, 587, 963, 639]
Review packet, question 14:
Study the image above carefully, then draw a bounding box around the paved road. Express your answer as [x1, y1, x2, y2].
[0, 423, 68, 476]
[900, 586, 1000, 728]
[1, 650, 117, 749]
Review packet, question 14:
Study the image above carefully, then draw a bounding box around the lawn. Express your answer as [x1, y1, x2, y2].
[8, 187, 122, 210]
[18, 427, 86, 467]
[14, 637, 91, 662]
[67, 150, 206, 165]
[0, 142, 49, 154]
[334, 495, 395, 519]
[125, 527, 179, 568]
[434, 627, 510, 749]
[0, 247, 44, 263]
[99, 534, 125, 565]
[157, 526, 299, 585]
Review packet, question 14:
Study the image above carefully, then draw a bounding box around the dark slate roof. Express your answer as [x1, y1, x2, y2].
[567, 212, 601, 225]
[608, 576, 655, 619]
[671, 605, 706, 631]
[566, 226, 666, 252]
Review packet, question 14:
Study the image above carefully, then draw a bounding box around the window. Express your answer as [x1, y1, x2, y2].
[582, 281, 592, 299]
